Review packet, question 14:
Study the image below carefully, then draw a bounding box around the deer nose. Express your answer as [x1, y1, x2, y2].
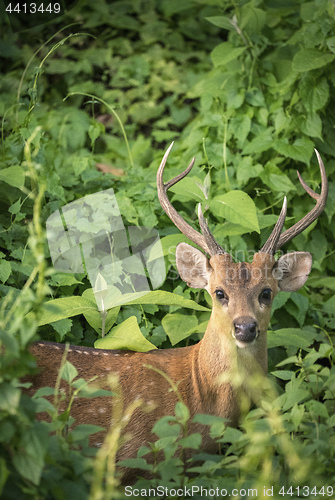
[233, 317, 258, 343]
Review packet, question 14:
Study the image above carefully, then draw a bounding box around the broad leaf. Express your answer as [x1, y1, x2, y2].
[210, 191, 260, 233]
[160, 234, 190, 257]
[243, 128, 274, 155]
[292, 49, 335, 72]
[60, 360, 78, 384]
[169, 175, 206, 202]
[94, 316, 156, 352]
[267, 328, 316, 349]
[0, 260, 11, 284]
[211, 42, 246, 67]
[0, 166, 25, 189]
[82, 288, 120, 334]
[275, 136, 314, 164]
[260, 162, 295, 192]
[31, 297, 97, 326]
[127, 290, 210, 311]
[162, 313, 198, 345]
[205, 16, 234, 30]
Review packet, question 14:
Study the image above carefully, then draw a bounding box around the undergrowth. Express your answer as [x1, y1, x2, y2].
[0, 0, 334, 498]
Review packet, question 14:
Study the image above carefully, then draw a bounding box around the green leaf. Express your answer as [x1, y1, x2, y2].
[0, 166, 25, 189]
[162, 313, 198, 345]
[154, 435, 179, 451]
[213, 222, 257, 238]
[260, 162, 295, 193]
[304, 344, 333, 368]
[267, 328, 315, 349]
[12, 424, 48, 485]
[307, 229, 328, 266]
[70, 424, 105, 442]
[211, 42, 246, 67]
[94, 316, 157, 352]
[205, 16, 234, 30]
[274, 108, 291, 135]
[258, 214, 282, 230]
[271, 370, 294, 381]
[282, 387, 310, 411]
[306, 400, 329, 420]
[33, 387, 55, 398]
[271, 291, 291, 313]
[298, 76, 329, 113]
[192, 414, 227, 438]
[47, 273, 83, 287]
[0, 260, 11, 284]
[240, 6, 266, 33]
[246, 89, 266, 107]
[243, 128, 274, 155]
[51, 318, 73, 341]
[152, 415, 181, 438]
[82, 288, 120, 334]
[292, 49, 335, 72]
[297, 113, 322, 139]
[275, 136, 314, 164]
[117, 458, 152, 471]
[160, 234, 190, 257]
[0, 382, 20, 414]
[210, 191, 260, 233]
[178, 433, 202, 449]
[169, 175, 206, 202]
[127, 290, 210, 312]
[71, 378, 116, 398]
[83, 306, 120, 335]
[88, 122, 105, 146]
[307, 276, 335, 290]
[0, 458, 9, 494]
[31, 296, 97, 326]
[8, 198, 22, 214]
[175, 401, 190, 423]
[286, 293, 309, 327]
[219, 427, 243, 444]
[230, 116, 251, 148]
[61, 360, 78, 383]
[323, 295, 335, 315]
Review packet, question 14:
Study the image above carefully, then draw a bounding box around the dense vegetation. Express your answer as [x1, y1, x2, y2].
[0, 0, 334, 498]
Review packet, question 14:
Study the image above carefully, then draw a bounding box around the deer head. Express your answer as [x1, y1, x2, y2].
[157, 144, 327, 374]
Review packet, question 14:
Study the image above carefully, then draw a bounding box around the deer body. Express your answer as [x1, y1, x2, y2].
[26, 144, 328, 482]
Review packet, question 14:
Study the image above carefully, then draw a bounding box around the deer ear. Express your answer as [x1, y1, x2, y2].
[273, 252, 312, 292]
[176, 242, 212, 289]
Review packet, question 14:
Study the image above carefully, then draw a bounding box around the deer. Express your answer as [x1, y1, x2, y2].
[26, 143, 328, 483]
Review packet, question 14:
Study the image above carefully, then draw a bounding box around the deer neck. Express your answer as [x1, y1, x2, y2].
[191, 314, 268, 419]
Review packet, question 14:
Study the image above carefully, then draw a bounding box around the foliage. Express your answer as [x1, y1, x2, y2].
[0, 0, 334, 497]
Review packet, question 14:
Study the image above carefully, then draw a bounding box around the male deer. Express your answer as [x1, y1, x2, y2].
[27, 144, 328, 483]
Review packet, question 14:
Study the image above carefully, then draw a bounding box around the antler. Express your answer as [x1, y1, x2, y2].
[261, 149, 328, 254]
[260, 197, 287, 254]
[157, 143, 226, 256]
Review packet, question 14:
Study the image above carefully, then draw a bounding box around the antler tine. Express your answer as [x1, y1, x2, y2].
[157, 143, 224, 256]
[157, 143, 210, 254]
[260, 197, 287, 254]
[275, 149, 328, 251]
[197, 204, 226, 255]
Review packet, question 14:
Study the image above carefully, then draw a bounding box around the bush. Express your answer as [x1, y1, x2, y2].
[0, 0, 334, 497]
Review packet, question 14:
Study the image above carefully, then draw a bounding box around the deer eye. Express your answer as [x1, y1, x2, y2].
[215, 289, 229, 302]
[259, 288, 272, 304]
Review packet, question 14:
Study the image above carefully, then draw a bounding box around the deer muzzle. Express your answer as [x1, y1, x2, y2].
[233, 316, 258, 345]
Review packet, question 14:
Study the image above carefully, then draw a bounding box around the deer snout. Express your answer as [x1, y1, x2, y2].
[233, 316, 258, 344]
